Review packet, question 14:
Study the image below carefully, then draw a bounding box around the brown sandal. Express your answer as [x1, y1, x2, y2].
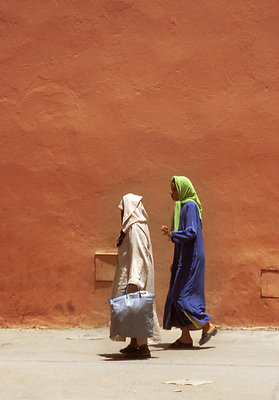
[199, 327, 218, 346]
[169, 339, 193, 349]
[125, 345, 151, 359]
[120, 344, 138, 354]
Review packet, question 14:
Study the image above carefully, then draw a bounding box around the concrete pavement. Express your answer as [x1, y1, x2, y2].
[0, 327, 278, 400]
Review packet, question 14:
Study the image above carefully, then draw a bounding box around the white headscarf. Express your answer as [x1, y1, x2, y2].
[118, 193, 148, 233]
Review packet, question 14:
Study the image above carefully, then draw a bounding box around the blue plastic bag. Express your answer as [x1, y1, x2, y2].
[109, 290, 154, 338]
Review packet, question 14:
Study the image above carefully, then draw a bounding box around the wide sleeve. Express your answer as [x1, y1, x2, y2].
[127, 224, 150, 289]
[171, 202, 199, 243]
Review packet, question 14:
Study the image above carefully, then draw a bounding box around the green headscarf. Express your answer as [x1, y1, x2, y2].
[171, 176, 202, 231]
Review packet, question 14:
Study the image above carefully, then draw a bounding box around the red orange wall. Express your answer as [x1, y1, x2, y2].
[0, 0, 278, 327]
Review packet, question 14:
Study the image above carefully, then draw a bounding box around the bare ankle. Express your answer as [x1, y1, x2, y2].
[202, 322, 210, 333]
[130, 338, 138, 347]
[203, 322, 215, 334]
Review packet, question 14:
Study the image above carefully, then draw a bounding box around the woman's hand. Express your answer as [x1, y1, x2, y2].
[161, 225, 172, 238]
[126, 284, 138, 294]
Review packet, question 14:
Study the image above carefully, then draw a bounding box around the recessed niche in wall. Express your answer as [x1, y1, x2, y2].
[95, 251, 117, 282]
[260, 269, 279, 298]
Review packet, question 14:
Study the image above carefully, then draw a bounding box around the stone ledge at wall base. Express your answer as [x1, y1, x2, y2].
[0, 323, 278, 330]
[215, 326, 279, 331]
[0, 315, 107, 329]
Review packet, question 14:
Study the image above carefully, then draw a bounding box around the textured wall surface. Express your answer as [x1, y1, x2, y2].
[0, 0, 278, 327]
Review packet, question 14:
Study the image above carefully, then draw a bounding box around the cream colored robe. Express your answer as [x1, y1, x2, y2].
[110, 194, 160, 344]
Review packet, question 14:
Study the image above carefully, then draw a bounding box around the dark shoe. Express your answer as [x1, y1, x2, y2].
[199, 327, 218, 346]
[120, 344, 138, 354]
[126, 345, 151, 359]
[169, 339, 193, 349]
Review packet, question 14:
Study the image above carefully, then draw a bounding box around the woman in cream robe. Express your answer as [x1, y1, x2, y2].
[110, 193, 160, 358]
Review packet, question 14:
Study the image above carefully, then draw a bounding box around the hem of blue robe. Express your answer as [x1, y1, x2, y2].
[163, 309, 211, 330]
[184, 311, 210, 328]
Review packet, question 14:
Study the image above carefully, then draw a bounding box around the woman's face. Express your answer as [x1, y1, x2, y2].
[170, 181, 179, 201]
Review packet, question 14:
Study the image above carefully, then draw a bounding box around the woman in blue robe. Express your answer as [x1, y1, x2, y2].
[161, 176, 217, 348]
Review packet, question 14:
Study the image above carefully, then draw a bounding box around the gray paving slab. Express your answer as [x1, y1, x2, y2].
[0, 328, 278, 400]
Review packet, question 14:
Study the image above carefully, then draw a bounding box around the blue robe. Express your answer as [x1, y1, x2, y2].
[163, 201, 210, 329]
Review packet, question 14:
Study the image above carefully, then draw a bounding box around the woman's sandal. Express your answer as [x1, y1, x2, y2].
[169, 339, 193, 349]
[125, 345, 151, 359]
[199, 327, 218, 346]
[120, 344, 138, 354]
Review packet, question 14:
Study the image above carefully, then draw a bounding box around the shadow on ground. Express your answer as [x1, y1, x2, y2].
[98, 353, 159, 361]
[151, 343, 215, 350]
[99, 344, 214, 361]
